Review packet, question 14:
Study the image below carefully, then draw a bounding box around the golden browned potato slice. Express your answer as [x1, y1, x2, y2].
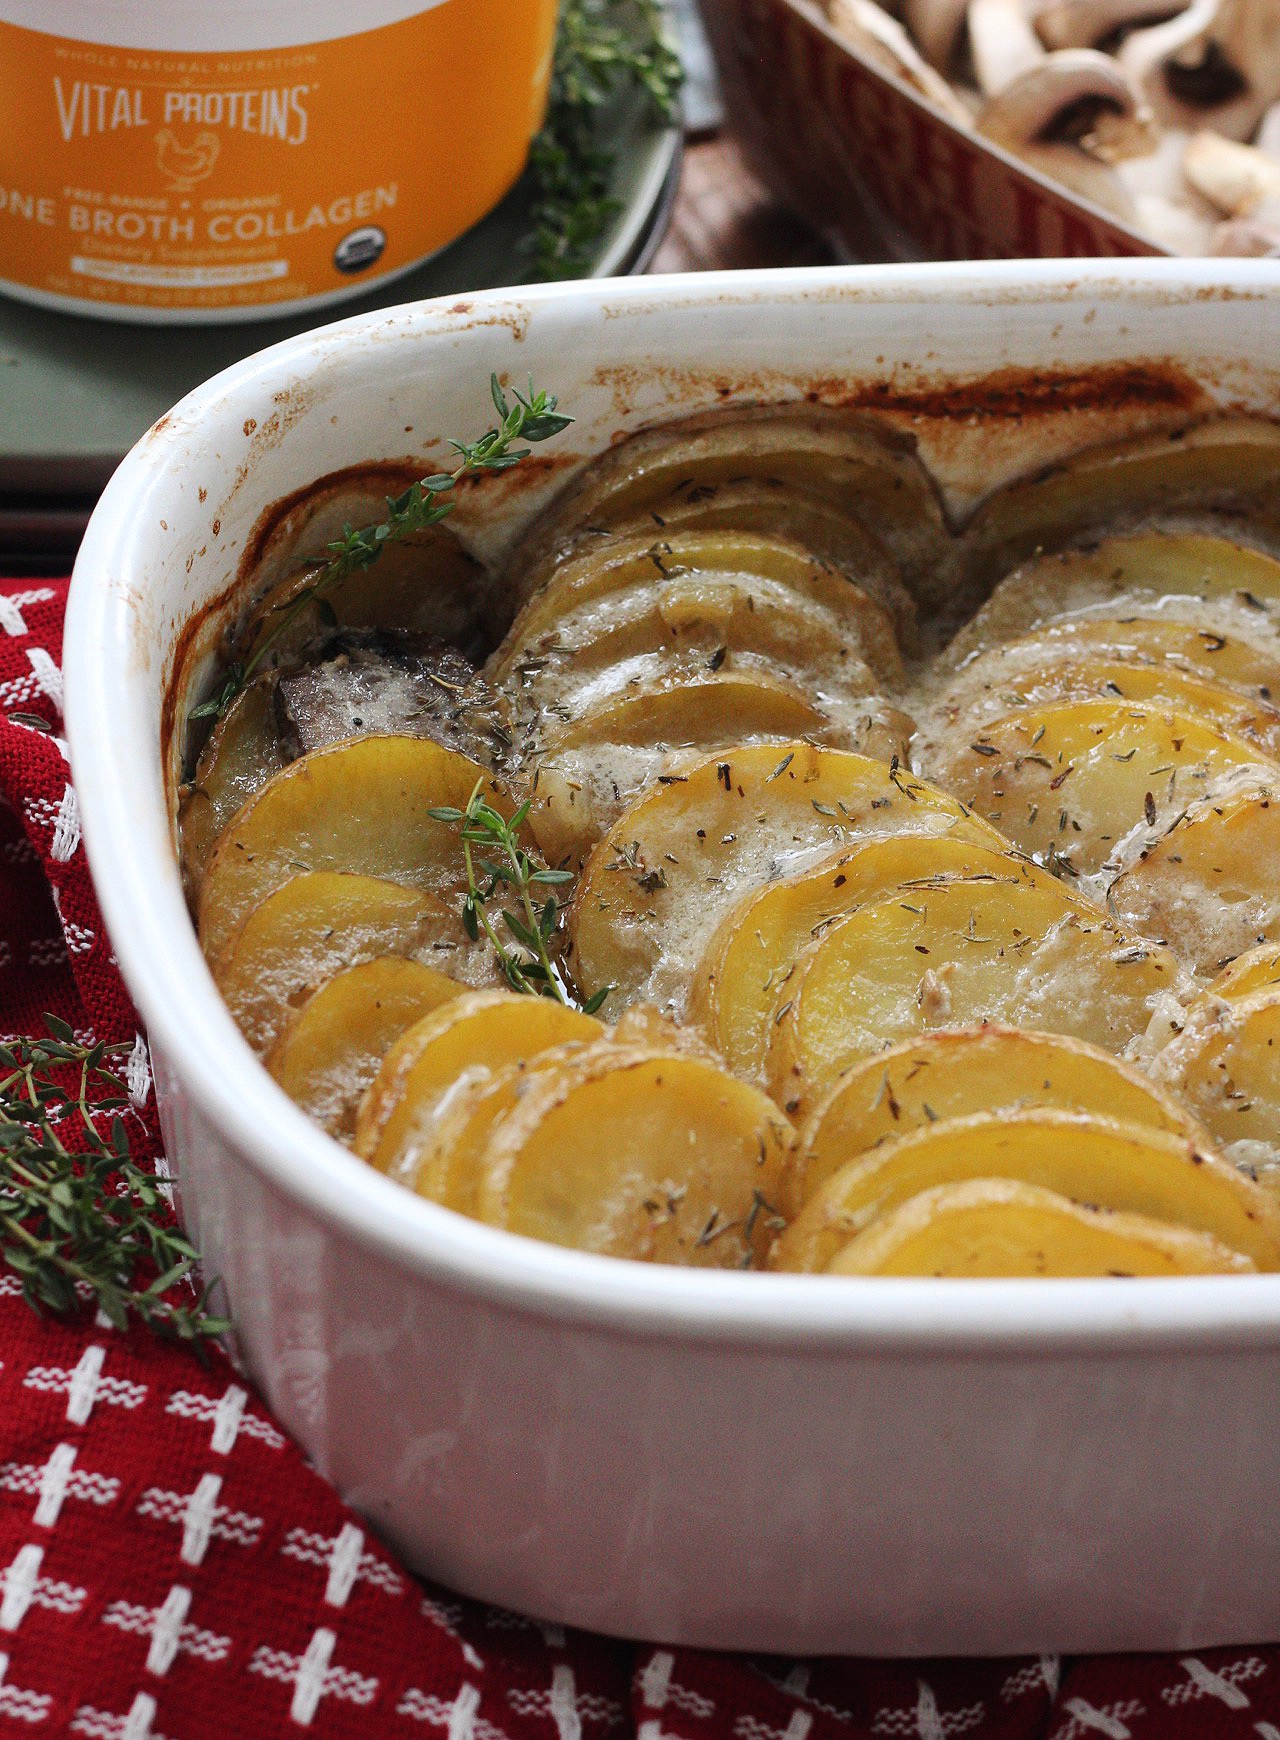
[211, 870, 476, 1058]
[1153, 990, 1280, 1185]
[566, 743, 1003, 1018]
[508, 403, 948, 604]
[691, 831, 1026, 1080]
[489, 528, 905, 692]
[823, 1179, 1254, 1278]
[473, 1046, 794, 1267]
[1108, 778, 1280, 977]
[267, 956, 465, 1140]
[597, 477, 917, 647]
[772, 1108, 1280, 1274]
[942, 613, 1280, 701]
[240, 473, 487, 663]
[197, 735, 510, 965]
[766, 876, 1180, 1119]
[354, 989, 603, 1180]
[960, 423, 1280, 588]
[1206, 943, 1280, 1003]
[926, 700, 1277, 879]
[527, 675, 914, 869]
[923, 658, 1280, 761]
[178, 676, 282, 897]
[793, 1025, 1205, 1212]
[946, 531, 1280, 669]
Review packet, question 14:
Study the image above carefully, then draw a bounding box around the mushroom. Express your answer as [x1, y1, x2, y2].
[1120, 0, 1280, 142]
[1180, 126, 1280, 248]
[1255, 99, 1280, 158]
[902, 0, 972, 73]
[1114, 125, 1220, 248]
[966, 0, 1159, 220]
[1031, 0, 1193, 52]
[826, 0, 976, 121]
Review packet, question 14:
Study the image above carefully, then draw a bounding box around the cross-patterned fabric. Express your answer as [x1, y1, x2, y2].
[1, 574, 1278, 1736]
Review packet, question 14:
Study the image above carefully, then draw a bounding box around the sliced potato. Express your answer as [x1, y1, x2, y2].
[1207, 943, 1280, 1003]
[211, 871, 474, 1057]
[691, 833, 1036, 1080]
[823, 1178, 1254, 1278]
[942, 612, 1280, 701]
[527, 676, 913, 868]
[197, 735, 510, 965]
[566, 743, 1006, 1017]
[508, 403, 948, 603]
[178, 676, 282, 896]
[599, 477, 917, 646]
[474, 1046, 794, 1267]
[1108, 777, 1280, 977]
[772, 1108, 1280, 1274]
[947, 530, 1280, 668]
[490, 528, 904, 692]
[924, 657, 1280, 760]
[960, 422, 1280, 586]
[793, 1025, 1205, 1211]
[267, 956, 465, 1139]
[926, 700, 1277, 878]
[1153, 990, 1280, 1182]
[765, 876, 1180, 1118]
[354, 989, 603, 1180]
[240, 475, 486, 664]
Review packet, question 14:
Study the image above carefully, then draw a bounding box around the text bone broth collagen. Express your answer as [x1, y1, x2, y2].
[0, 0, 558, 321]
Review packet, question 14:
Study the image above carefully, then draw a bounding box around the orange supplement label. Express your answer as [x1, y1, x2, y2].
[0, 0, 557, 318]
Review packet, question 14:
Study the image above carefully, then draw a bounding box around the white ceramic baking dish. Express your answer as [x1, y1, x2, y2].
[65, 260, 1280, 1656]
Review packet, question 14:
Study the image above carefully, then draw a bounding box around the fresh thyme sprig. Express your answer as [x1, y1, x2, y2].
[191, 377, 573, 724]
[525, 0, 684, 281]
[0, 1020, 228, 1345]
[429, 780, 611, 1014]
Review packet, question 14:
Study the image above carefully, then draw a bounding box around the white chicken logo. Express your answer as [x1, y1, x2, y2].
[154, 128, 220, 191]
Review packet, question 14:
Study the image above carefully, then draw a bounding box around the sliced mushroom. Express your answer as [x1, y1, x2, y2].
[1115, 125, 1220, 249]
[1032, 0, 1192, 51]
[968, 0, 1046, 93]
[1121, 0, 1280, 142]
[826, 0, 976, 121]
[1256, 99, 1280, 157]
[1184, 126, 1280, 211]
[902, 0, 972, 73]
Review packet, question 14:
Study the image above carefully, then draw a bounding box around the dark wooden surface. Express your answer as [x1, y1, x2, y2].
[650, 133, 834, 274]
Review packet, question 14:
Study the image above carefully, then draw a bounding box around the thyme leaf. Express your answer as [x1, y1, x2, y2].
[429, 781, 611, 1015]
[190, 377, 572, 725]
[523, 0, 683, 281]
[0, 1022, 228, 1346]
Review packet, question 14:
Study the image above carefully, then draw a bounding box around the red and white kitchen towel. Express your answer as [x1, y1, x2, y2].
[1, 572, 1278, 1738]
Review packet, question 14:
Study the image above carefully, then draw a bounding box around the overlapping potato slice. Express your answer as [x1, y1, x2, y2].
[1206, 944, 1280, 1003]
[1108, 776, 1280, 977]
[822, 1179, 1254, 1278]
[691, 831, 1022, 1079]
[1153, 991, 1280, 1184]
[489, 528, 905, 695]
[267, 956, 465, 1139]
[923, 657, 1280, 761]
[210, 870, 478, 1058]
[355, 989, 603, 1181]
[772, 1108, 1280, 1274]
[527, 675, 914, 869]
[791, 1026, 1203, 1212]
[766, 876, 1179, 1118]
[960, 422, 1280, 587]
[566, 743, 1000, 1017]
[943, 612, 1280, 702]
[596, 476, 917, 645]
[473, 1046, 793, 1267]
[946, 531, 1280, 668]
[197, 736, 510, 965]
[178, 676, 282, 896]
[240, 474, 486, 663]
[926, 700, 1277, 879]
[507, 403, 947, 603]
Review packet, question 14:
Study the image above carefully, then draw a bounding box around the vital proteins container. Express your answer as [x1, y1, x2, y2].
[0, 0, 559, 321]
